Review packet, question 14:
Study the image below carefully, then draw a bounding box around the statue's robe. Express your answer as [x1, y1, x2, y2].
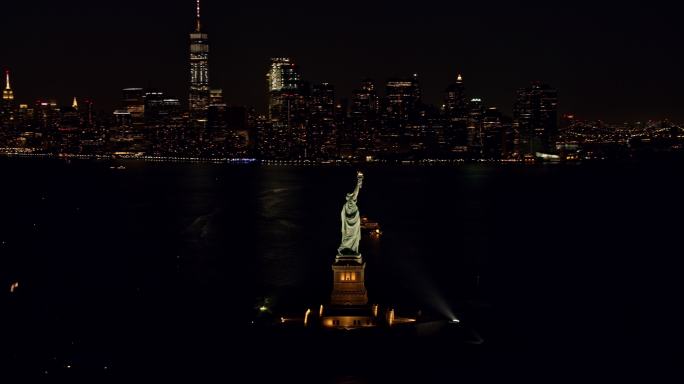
[338, 195, 361, 255]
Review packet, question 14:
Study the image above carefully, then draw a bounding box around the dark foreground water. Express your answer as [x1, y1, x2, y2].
[1, 158, 682, 382]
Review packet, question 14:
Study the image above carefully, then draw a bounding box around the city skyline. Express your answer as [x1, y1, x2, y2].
[2, 1, 682, 162]
[2, 2, 683, 379]
[1, 1, 683, 121]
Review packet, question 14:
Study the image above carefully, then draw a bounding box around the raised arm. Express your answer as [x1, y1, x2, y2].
[351, 172, 364, 201]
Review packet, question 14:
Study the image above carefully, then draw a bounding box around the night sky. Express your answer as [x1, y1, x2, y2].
[1, 1, 682, 121]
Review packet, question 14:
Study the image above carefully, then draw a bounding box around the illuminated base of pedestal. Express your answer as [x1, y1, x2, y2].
[318, 305, 415, 330]
[320, 304, 376, 329]
[321, 315, 375, 329]
[330, 291, 368, 306]
[331, 255, 368, 306]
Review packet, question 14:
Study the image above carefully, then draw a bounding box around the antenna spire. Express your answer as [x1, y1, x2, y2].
[2, 70, 13, 101]
[195, 0, 201, 32]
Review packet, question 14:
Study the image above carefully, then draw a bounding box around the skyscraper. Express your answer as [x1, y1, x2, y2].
[443, 73, 468, 152]
[265, 57, 306, 158]
[444, 74, 466, 119]
[467, 98, 484, 152]
[122, 88, 145, 121]
[189, 0, 210, 123]
[1, 70, 15, 130]
[513, 81, 558, 154]
[385, 75, 421, 121]
[381, 74, 422, 155]
[308, 83, 337, 159]
[3, 70, 14, 102]
[267, 57, 303, 119]
[351, 79, 379, 156]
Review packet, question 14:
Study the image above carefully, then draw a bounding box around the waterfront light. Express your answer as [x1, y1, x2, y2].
[304, 309, 311, 327]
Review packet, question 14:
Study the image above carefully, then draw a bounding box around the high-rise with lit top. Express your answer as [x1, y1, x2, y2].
[3, 70, 14, 101]
[189, 0, 210, 122]
[1, 69, 15, 129]
[264, 58, 306, 158]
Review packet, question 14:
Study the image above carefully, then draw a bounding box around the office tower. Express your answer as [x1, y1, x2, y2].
[308, 83, 337, 159]
[335, 98, 352, 157]
[206, 89, 228, 155]
[444, 74, 466, 119]
[351, 79, 379, 157]
[59, 101, 82, 154]
[189, 0, 210, 123]
[144, 91, 166, 125]
[381, 74, 422, 155]
[3, 70, 14, 102]
[78, 98, 94, 128]
[481, 107, 504, 158]
[207, 88, 227, 134]
[255, 115, 274, 158]
[225, 106, 251, 156]
[209, 89, 224, 106]
[443, 73, 469, 151]
[407, 104, 439, 157]
[467, 98, 484, 153]
[145, 91, 181, 125]
[143, 91, 183, 155]
[513, 81, 558, 154]
[1, 70, 15, 130]
[122, 88, 145, 121]
[31, 100, 60, 151]
[385, 74, 421, 120]
[226, 110, 251, 157]
[33, 100, 60, 133]
[266, 57, 306, 158]
[73, 98, 99, 154]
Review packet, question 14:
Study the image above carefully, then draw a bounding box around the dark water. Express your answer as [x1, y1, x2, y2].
[1, 159, 682, 382]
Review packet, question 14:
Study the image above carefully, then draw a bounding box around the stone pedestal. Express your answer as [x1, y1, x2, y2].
[330, 254, 368, 306]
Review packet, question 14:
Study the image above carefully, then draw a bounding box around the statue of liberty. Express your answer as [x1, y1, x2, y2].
[338, 172, 364, 256]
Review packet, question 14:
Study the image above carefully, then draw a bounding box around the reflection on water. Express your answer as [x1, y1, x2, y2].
[332, 376, 368, 384]
[1, 159, 682, 381]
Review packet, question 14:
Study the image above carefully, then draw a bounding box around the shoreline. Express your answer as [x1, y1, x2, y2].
[0, 151, 658, 166]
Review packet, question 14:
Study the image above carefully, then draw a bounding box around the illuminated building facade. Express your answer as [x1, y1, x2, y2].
[351, 79, 379, 157]
[1, 70, 15, 130]
[265, 57, 306, 158]
[189, 0, 210, 123]
[145, 91, 182, 125]
[444, 74, 466, 118]
[58, 101, 83, 154]
[33, 100, 60, 133]
[308, 83, 337, 159]
[385, 75, 421, 121]
[3, 70, 14, 102]
[207, 89, 227, 136]
[381, 75, 422, 154]
[122, 88, 145, 122]
[444, 73, 468, 151]
[142, 91, 183, 155]
[205, 88, 229, 156]
[330, 255, 368, 306]
[514, 81, 558, 154]
[467, 98, 484, 151]
[481, 107, 505, 158]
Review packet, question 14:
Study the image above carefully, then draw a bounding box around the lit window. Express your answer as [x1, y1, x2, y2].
[341, 272, 357, 281]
